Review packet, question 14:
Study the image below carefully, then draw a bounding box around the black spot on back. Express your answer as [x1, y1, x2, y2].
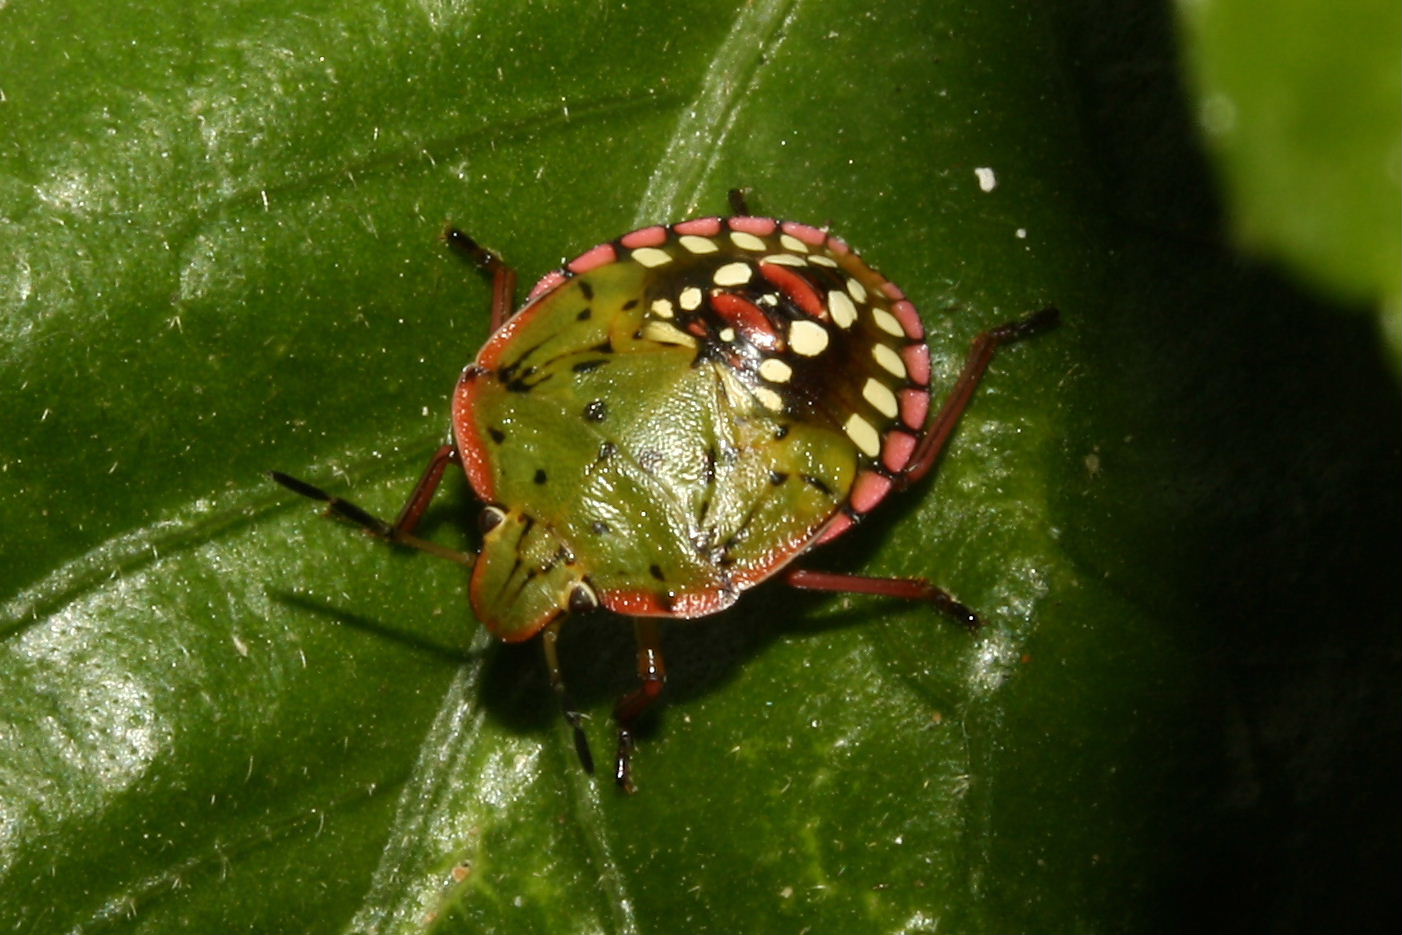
[488, 427, 506, 443]
[576, 307, 592, 321]
[583, 399, 608, 422]
[578, 280, 595, 301]
[801, 474, 833, 496]
[572, 358, 608, 373]
[534, 468, 548, 485]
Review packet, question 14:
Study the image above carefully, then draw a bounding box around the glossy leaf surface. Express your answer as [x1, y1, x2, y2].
[2, 1, 1398, 932]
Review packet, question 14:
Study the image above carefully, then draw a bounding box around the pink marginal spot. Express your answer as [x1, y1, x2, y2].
[567, 242, 617, 274]
[824, 234, 851, 256]
[620, 225, 667, 248]
[849, 470, 893, 514]
[892, 299, 924, 340]
[813, 512, 854, 546]
[780, 221, 826, 246]
[673, 217, 722, 236]
[881, 429, 918, 473]
[526, 270, 568, 302]
[899, 387, 930, 431]
[727, 216, 776, 235]
[901, 342, 932, 387]
[880, 280, 906, 301]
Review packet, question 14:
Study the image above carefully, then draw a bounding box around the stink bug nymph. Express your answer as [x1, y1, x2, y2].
[272, 190, 1057, 792]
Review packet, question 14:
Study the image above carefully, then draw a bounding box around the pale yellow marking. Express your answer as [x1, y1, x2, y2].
[872, 343, 907, 378]
[729, 231, 767, 251]
[844, 413, 881, 457]
[759, 357, 793, 383]
[862, 377, 899, 419]
[679, 235, 719, 254]
[713, 261, 753, 286]
[643, 320, 698, 348]
[807, 254, 838, 268]
[827, 290, 858, 329]
[753, 385, 786, 412]
[719, 327, 737, 342]
[788, 319, 829, 356]
[871, 307, 905, 337]
[632, 247, 672, 267]
[761, 253, 806, 267]
[679, 286, 703, 310]
[846, 277, 867, 302]
[650, 297, 675, 318]
[779, 234, 810, 253]
[758, 293, 778, 306]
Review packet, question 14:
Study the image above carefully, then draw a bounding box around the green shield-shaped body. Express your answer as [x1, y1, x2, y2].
[452, 216, 932, 641]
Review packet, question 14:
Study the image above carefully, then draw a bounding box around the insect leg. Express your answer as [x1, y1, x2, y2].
[614, 618, 667, 794]
[443, 227, 518, 331]
[269, 444, 472, 566]
[541, 619, 595, 776]
[727, 187, 753, 216]
[783, 567, 980, 630]
[899, 306, 1059, 488]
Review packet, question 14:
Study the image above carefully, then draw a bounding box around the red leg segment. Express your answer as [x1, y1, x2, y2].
[443, 227, 518, 331]
[269, 444, 471, 566]
[900, 306, 1058, 488]
[614, 618, 667, 794]
[784, 567, 979, 629]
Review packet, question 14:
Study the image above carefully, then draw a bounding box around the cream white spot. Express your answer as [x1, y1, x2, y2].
[862, 377, 899, 418]
[719, 327, 737, 342]
[643, 320, 698, 348]
[807, 254, 838, 268]
[871, 307, 905, 337]
[713, 261, 753, 286]
[828, 290, 858, 329]
[753, 385, 786, 413]
[679, 235, 719, 254]
[759, 357, 793, 383]
[844, 413, 881, 457]
[779, 234, 810, 253]
[788, 319, 829, 356]
[872, 343, 907, 378]
[632, 247, 672, 267]
[679, 286, 703, 310]
[650, 297, 675, 318]
[758, 293, 779, 307]
[761, 253, 806, 267]
[729, 231, 767, 251]
[846, 277, 867, 302]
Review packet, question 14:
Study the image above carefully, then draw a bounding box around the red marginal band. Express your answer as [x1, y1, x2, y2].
[901, 343, 932, 387]
[891, 300, 924, 340]
[813, 512, 855, 545]
[899, 387, 930, 431]
[673, 217, 722, 236]
[728, 216, 777, 236]
[526, 269, 568, 302]
[881, 429, 919, 473]
[568, 242, 617, 274]
[780, 221, 826, 246]
[711, 293, 783, 351]
[759, 262, 825, 320]
[850, 471, 893, 514]
[451, 370, 497, 502]
[601, 586, 734, 618]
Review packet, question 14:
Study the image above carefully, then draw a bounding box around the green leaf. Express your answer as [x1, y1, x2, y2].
[2, 1, 1398, 932]
[1176, 0, 1402, 343]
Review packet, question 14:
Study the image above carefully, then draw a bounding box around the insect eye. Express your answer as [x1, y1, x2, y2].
[478, 505, 507, 534]
[567, 580, 599, 614]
